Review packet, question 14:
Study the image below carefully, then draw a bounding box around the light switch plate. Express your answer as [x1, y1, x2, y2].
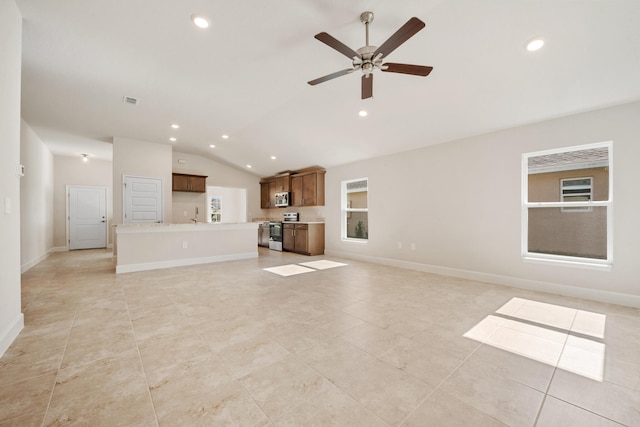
[4, 196, 11, 214]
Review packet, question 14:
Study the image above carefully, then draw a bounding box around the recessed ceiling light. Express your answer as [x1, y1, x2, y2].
[246, 164, 252, 169]
[171, 124, 180, 129]
[169, 137, 177, 142]
[221, 134, 229, 139]
[191, 14, 210, 29]
[525, 38, 544, 52]
[270, 156, 277, 160]
[359, 110, 368, 117]
[209, 144, 216, 148]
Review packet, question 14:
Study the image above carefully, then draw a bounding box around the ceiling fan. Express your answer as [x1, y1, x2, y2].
[307, 11, 433, 99]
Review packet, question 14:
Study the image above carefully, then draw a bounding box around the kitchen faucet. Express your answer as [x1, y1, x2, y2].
[191, 206, 199, 223]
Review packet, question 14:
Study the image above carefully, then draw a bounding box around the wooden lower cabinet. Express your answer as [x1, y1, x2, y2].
[282, 223, 324, 256]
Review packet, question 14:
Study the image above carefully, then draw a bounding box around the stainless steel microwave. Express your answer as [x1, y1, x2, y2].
[274, 191, 290, 207]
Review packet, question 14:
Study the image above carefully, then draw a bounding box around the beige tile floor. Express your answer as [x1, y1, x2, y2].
[1, 248, 639, 426]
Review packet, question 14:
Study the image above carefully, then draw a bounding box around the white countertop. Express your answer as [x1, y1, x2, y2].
[282, 221, 325, 224]
[116, 222, 258, 234]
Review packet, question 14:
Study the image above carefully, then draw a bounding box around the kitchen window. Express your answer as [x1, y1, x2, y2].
[522, 141, 612, 267]
[342, 178, 368, 241]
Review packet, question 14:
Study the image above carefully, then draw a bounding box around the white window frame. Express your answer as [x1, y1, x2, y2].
[341, 177, 368, 242]
[560, 177, 593, 212]
[521, 141, 613, 269]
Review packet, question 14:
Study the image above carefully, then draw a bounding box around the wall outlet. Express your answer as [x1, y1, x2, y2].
[182, 241, 188, 249]
[411, 243, 416, 251]
[397, 242, 402, 249]
[183, 211, 188, 217]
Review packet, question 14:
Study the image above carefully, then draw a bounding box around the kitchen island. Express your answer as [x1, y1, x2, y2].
[114, 222, 259, 274]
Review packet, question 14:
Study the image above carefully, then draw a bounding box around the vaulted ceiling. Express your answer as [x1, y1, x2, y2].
[16, 0, 640, 177]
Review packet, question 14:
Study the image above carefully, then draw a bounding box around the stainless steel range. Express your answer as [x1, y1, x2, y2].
[268, 221, 283, 251]
[269, 213, 299, 251]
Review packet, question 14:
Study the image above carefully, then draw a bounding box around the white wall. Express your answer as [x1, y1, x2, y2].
[53, 155, 113, 249]
[113, 137, 173, 225]
[171, 152, 260, 221]
[207, 186, 247, 223]
[0, 0, 23, 356]
[20, 120, 54, 271]
[325, 101, 640, 307]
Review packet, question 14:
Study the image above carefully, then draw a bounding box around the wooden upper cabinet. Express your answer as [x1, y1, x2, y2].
[274, 176, 289, 192]
[259, 168, 324, 209]
[172, 174, 190, 192]
[172, 173, 207, 193]
[260, 174, 291, 209]
[291, 171, 325, 206]
[260, 182, 270, 209]
[268, 181, 278, 207]
[290, 175, 303, 206]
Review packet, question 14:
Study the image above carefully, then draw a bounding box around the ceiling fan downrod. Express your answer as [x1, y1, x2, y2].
[361, 11, 374, 47]
[359, 11, 376, 75]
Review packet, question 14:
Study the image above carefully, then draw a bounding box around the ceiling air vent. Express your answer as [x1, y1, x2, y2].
[122, 96, 138, 105]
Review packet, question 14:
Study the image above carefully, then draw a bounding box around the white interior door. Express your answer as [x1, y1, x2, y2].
[69, 186, 107, 250]
[123, 175, 163, 223]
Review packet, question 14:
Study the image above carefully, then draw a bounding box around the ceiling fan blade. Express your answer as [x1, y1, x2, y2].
[382, 63, 433, 76]
[373, 17, 425, 58]
[314, 32, 359, 59]
[307, 68, 354, 86]
[362, 74, 373, 99]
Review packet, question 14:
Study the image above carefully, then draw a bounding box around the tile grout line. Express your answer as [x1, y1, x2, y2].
[532, 310, 576, 426]
[189, 318, 280, 426]
[39, 304, 78, 427]
[289, 350, 393, 427]
[394, 339, 485, 426]
[122, 286, 160, 426]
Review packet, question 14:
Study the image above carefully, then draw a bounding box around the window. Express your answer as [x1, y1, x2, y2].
[522, 142, 612, 266]
[209, 196, 221, 222]
[561, 177, 592, 212]
[342, 178, 368, 241]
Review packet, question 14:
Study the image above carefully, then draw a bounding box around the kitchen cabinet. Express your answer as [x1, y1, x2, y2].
[260, 174, 290, 208]
[291, 171, 325, 206]
[172, 173, 207, 193]
[283, 222, 324, 256]
[260, 183, 270, 209]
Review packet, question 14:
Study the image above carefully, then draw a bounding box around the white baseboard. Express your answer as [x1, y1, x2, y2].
[325, 250, 640, 309]
[0, 313, 24, 358]
[20, 249, 53, 273]
[116, 251, 259, 274]
[51, 246, 68, 252]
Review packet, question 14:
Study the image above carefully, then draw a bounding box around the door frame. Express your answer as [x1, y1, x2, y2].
[122, 174, 164, 223]
[66, 185, 109, 250]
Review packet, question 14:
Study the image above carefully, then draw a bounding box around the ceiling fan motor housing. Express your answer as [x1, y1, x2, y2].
[360, 11, 374, 25]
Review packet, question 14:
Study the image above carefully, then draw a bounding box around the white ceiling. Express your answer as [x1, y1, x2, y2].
[16, 0, 640, 177]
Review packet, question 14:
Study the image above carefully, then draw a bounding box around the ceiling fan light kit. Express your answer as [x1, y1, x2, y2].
[308, 11, 433, 100]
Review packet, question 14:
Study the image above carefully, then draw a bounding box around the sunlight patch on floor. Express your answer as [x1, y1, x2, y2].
[464, 297, 606, 381]
[298, 260, 347, 270]
[263, 264, 316, 277]
[263, 260, 347, 277]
